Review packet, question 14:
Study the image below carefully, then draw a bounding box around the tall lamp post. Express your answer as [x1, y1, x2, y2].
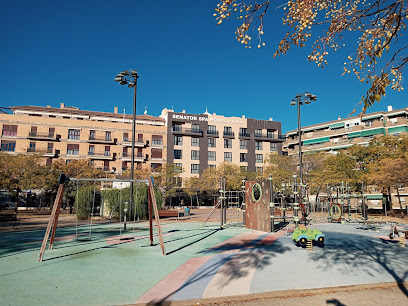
[290, 92, 317, 185]
[114, 70, 139, 216]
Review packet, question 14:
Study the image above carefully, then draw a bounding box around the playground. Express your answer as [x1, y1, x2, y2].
[1, 176, 408, 305]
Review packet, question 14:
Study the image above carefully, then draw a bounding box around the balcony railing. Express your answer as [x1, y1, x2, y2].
[122, 138, 146, 147]
[172, 126, 203, 136]
[88, 135, 115, 143]
[206, 130, 219, 137]
[223, 131, 235, 138]
[254, 133, 285, 142]
[28, 132, 57, 140]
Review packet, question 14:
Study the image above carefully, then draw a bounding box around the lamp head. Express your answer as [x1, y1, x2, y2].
[114, 77, 123, 82]
[290, 101, 296, 106]
[119, 80, 127, 85]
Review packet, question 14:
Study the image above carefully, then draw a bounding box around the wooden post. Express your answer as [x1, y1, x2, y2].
[38, 183, 65, 262]
[148, 177, 165, 255]
[148, 182, 153, 246]
[49, 196, 62, 250]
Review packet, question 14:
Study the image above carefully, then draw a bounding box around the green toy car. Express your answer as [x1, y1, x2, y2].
[292, 225, 325, 247]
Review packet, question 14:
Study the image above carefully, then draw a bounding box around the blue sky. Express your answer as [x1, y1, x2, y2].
[1, 0, 407, 133]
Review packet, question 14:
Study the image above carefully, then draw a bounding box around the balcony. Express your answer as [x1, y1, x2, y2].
[26, 147, 59, 157]
[88, 135, 116, 144]
[87, 151, 116, 160]
[27, 132, 59, 141]
[120, 152, 145, 162]
[122, 138, 147, 147]
[254, 133, 285, 142]
[223, 131, 235, 139]
[172, 126, 203, 136]
[206, 130, 219, 138]
[151, 140, 164, 148]
[238, 132, 251, 140]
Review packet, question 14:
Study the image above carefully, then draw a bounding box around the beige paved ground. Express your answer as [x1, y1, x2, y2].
[146, 282, 408, 305]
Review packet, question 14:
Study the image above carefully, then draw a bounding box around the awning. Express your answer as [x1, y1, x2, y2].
[388, 126, 408, 134]
[329, 122, 344, 129]
[365, 194, 384, 200]
[303, 137, 330, 145]
[360, 128, 385, 137]
[331, 144, 353, 150]
[348, 132, 361, 138]
[361, 114, 383, 121]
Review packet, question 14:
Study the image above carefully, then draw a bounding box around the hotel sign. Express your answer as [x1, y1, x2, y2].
[172, 114, 243, 124]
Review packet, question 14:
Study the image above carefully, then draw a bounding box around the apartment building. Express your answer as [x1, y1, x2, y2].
[284, 105, 408, 211]
[160, 108, 285, 183]
[0, 104, 167, 173]
[284, 106, 408, 155]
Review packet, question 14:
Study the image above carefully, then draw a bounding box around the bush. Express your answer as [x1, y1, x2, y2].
[102, 184, 162, 220]
[75, 185, 101, 220]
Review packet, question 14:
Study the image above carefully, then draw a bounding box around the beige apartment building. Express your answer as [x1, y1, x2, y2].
[0, 104, 167, 173]
[284, 105, 408, 211]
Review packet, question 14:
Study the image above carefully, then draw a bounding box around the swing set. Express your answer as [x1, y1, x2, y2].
[38, 175, 165, 262]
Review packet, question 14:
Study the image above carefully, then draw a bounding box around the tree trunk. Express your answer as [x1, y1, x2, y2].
[396, 186, 404, 216]
[388, 186, 393, 215]
[196, 192, 199, 207]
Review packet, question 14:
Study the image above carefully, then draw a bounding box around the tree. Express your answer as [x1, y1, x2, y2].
[264, 153, 297, 187]
[364, 157, 408, 215]
[214, 0, 407, 114]
[184, 177, 202, 207]
[216, 162, 243, 190]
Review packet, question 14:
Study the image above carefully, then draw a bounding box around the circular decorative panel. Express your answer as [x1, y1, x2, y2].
[251, 183, 262, 203]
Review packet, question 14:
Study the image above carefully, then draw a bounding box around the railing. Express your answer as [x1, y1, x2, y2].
[151, 139, 163, 146]
[88, 135, 114, 142]
[122, 152, 144, 158]
[88, 151, 111, 156]
[207, 130, 219, 136]
[28, 132, 55, 138]
[173, 126, 203, 135]
[223, 131, 235, 137]
[239, 132, 250, 138]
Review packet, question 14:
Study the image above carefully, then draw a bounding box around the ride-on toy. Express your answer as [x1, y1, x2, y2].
[292, 225, 325, 247]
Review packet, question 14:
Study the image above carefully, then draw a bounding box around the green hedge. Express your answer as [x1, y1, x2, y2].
[102, 184, 162, 220]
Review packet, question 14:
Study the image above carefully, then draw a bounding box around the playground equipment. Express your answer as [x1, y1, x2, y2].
[292, 225, 325, 247]
[38, 175, 165, 262]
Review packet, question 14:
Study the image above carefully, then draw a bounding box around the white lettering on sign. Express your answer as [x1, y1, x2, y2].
[172, 113, 243, 124]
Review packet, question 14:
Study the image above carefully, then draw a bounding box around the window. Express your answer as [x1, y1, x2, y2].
[255, 129, 262, 137]
[105, 131, 111, 141]
[88, 145, 95, 155]
[256, 154, 263, 163]
[68, 129, 80, 140]
[191, 137, 199, 147]
[47, 143, 53, 154]
[255, 141, 263, 150]
[267, 130, 275, 138]
[151, 148, 162, 159]
[89, 130, 95, 140]
[239, 128, 249, 137]
[151, 163, 162, 172]
[240, 153, 247, 162]
[104, 146, 110, 156]
[122, 161, 128, 170]
[175, 163, 183, 173]
[208, 125, 217, 135]
[240, 140, 247, 149]
[174, 149, 182, 159]
[152, 135, 163, 146]
[46, 158, 52, 166]
[224, 139, 232, 148]
[67, 144, 79, 155]
[30, 126, 37, 136]
[173, 177, 182, 187]
[208, 138, 216, 148]
[1, 140, 16, 152]
[49, 127, 55, 137]
[174, 135, 183, 146]
[224, 126, 233, 136]
[208, 151, 216, 161]
[192, 124, 200, 133]
[270, 143, 277, 151]
[191, 164, 199, 174]
[191, 150, 200, 160]
[173, 123, 182, 132]
[137, 134, 143, 143]
[123, 132, 129, 142]
[104, 160, 110, 172]
[28, 142, 36, 152]
[365, 120, 373, 127]
[209, 165, 216, 169]
[224, 152, 232, 161]
[2, 124, 17, 137]
[256, 167, 263, 173]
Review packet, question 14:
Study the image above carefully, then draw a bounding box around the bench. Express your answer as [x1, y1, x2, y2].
[158, 210, 184, 220]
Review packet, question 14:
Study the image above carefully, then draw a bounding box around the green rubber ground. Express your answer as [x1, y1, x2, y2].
[0, 222, 246, 305]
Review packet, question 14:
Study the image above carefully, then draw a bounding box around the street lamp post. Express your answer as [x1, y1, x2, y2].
[290, 92, 317, 185]
[115, 70, 139, 214]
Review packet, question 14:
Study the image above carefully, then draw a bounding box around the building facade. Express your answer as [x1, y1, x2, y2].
[161, 108, 284, 183]
[0, 104, 167, 173]
[284, 106, 408, 155]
